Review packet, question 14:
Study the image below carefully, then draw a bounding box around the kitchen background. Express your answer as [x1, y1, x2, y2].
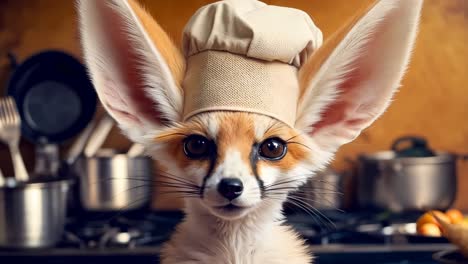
[0, 1, 467, 263]
[0, 0, 467, 212]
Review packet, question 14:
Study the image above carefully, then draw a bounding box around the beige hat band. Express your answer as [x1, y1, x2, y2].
[182, 51, 299, 126]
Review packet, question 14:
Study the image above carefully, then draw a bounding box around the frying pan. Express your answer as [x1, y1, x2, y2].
[6, 50, 97, 144]
[5, 50, 97, 176]
[433, 250, 467, 264]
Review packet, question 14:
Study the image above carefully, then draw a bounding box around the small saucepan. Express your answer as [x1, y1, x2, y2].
[73, 149, 153, 211]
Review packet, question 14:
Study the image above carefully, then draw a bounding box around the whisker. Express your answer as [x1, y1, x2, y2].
[271, 196, 326, 229]
[287, 196, 337, 230]
[288, 195, 345, 213]
[158, 173, 199, 187]
[264, 191, 344, 213]
[306, 178, 343, 189]
[264, 179, 302, 188]
[264, 176, 342, 192]
[264, 121, 279, 135]
[293, 190, 344, 196]
[167, 195, 200, 200]
[155, 181, 200, 190]
[87, 177, 156, 186]
[285, 132, 304, 143]
[268, 190, 343, 196]
[100, 195, 153, 223]
[286, 141, 312, 151]
[266, 186, 342, 194]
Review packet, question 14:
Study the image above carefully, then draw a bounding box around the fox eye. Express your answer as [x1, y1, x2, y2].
[184, 135, 212, 159]
[259, 137, 287, 160]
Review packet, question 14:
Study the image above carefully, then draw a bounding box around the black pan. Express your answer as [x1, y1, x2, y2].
[433, 250, 467, 264]
[6, 50, 97, 144]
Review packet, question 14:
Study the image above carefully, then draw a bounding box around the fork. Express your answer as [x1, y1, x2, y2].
[0, 167, 4, 186]
[0, 97, 28, 182]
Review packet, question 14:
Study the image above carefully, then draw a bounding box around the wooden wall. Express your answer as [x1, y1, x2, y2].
[0, 0, 467, 210]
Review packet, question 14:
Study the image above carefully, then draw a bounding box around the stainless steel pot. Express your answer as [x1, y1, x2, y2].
[75, 150, 153, 211]
[0, 178, 70, 248]
[357, 136, 458, 212]
[296, 168, 344, 210]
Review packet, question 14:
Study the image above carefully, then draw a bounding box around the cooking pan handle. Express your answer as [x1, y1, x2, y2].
[391, 136, 435, 157]
[7, 52, 18, 69]
[391, 136, 428, 151]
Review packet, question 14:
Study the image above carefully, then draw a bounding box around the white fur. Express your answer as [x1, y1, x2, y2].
[296, 0, 423, 151]
[162, 200, 310, 264]
[203, 149, 259, 210]
[78, 0, 183, 142]
[253, 117, 277, 140]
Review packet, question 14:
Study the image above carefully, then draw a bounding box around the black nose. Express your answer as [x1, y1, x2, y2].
[217, 178, 244, 200]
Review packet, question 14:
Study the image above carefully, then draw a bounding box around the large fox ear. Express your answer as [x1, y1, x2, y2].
[77, 0, 185, 142]
[295, 0, 423, 151]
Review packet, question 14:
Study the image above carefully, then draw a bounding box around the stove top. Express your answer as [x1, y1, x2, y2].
[0, 210, 455, 264]
[57, 211, 182, 249]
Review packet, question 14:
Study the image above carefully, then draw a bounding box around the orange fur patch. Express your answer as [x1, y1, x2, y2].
[127, 0, 185, 86]
[216, 113, 255, 169]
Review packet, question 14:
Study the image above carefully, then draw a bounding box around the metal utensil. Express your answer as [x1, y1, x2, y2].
[74, 149, 153, 211]
[127, 143, 146, 157]
[66, 119, 96, 165]
[0, 168, 4, 186]
[33, 143, 60, 177]
[0, 97, 28, 182]
[84, 114, 114, 157]
[0, 178, 71, 248]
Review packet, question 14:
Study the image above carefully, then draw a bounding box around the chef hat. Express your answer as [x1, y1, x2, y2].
[182, 0, 323, 126]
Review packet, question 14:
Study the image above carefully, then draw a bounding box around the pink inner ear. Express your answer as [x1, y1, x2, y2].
[100, 76, 141, 124]
[310, 18, 388, 136]
[98, 1, 163, 126]
[311, 66, 366, 134]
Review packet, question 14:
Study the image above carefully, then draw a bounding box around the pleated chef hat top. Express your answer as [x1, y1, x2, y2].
[182, 0, 323, 127]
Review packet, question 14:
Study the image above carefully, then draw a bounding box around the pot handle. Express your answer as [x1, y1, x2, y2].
[7, 52, 18, 69]
[391, 136, 435, 157]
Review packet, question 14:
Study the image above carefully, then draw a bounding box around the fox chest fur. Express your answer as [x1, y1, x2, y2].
[161, 219, 312, 264]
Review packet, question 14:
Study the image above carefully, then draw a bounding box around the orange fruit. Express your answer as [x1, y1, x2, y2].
[417, 211, 450, 230]
[418, 223, 442, 237]
[446, 209, 464, 224]
[432, 211, 451, 226]
[417, 212, 434, 229]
